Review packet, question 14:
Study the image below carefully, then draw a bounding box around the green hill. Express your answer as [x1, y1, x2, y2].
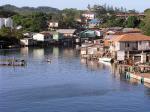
[0, 4, 60, 15]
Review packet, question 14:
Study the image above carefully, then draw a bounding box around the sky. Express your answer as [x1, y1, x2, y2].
[0, 0, 150, 12]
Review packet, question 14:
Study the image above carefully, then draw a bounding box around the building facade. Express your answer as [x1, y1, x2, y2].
[0, 18, 13, 29]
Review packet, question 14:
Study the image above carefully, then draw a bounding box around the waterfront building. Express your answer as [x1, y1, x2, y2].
[57, 29, 76, 37]
[20, 38, 37, 46]
[52, 32, 63, 42]
[33, 32, 53, 42]
[109, 33, 150, 62]
[79, 30, 103, 42]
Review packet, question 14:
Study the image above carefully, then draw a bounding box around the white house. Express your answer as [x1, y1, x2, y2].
[48, 21, 58, 28]
[0, 17, 13, 29]
[20, 38, 36, 46]
[33, 32, 53, 42]
[5, 18, 13, 28]
[82, 11, 95, 20]
[0, 18, 5, 29]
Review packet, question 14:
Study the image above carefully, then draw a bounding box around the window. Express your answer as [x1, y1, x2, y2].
[125, 43, 129, 47]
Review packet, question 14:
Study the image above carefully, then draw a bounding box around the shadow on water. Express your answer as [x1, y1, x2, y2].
[0, 84, 118, 103]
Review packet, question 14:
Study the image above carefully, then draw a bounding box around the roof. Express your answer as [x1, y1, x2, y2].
[108, 27, 123, 31]
[89, 19, 100, 24]
[111, 34, 150, 42]
[82, 11, 95, 15]
[122, 28, 141, 33]
[57, 29, 76, 34]
[40, 31, 52, 36]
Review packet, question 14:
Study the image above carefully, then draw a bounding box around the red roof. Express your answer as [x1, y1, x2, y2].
[111, 33, 150, 42]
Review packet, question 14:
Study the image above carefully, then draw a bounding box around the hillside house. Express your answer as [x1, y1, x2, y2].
[82, 11, 95, 22]
[48, 21, 58, 29]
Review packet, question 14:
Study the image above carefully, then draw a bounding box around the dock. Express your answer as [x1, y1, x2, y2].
[126, 72, 150, 84]
[0, 59, 26, 66]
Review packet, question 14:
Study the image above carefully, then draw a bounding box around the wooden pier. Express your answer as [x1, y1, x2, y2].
[0, 59, 26, 66]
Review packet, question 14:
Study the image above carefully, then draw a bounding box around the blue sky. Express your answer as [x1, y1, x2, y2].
[0, 0, 150, 12]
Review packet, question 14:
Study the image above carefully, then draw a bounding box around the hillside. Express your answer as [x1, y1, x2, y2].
[0, 4, 60, 15]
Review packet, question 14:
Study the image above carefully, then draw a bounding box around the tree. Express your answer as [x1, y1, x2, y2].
[31, 12, 48, 32]
[141, 10, 150, 36]
[0, 27, 21, 44]
[0, 10, 17, 17]
[126, 16, 140, 28]
[0, 27, 13, 37]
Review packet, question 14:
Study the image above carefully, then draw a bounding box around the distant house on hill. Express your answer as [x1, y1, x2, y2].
[0, 17, 13, 29]
[116, 13, 145, 19]
[48, 21, 58, 29]
[88, 19, 100, 28]
[82, 11, 95, 22]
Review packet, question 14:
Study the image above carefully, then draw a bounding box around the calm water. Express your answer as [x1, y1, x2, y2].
[0, 47, 150, 112]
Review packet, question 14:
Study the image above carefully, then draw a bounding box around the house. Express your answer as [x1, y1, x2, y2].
[122, 28, 141, 33]
[52, 32, 63, 41]
[109, 34, 150, 62]
[33, 32, 53, 42]
[20, 38, 36, 46]
[0, 18, 5, 29]
[82, 11, 95, 22]
[116, 13, 145, 19]
[88, 19, 100, 28]
[57, 29, 76, 38]
[48, 21, 58, 29]
[79, 30, 103, 41]
[0, 17, 13, 29]
[105, 27, 123, 35]
[79, 30, 96, 41]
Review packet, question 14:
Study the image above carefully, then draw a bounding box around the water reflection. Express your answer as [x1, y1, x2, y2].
[80, 58, 112, 71]
[80, 58, 150, 90]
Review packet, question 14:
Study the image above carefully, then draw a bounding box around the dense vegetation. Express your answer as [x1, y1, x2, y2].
[141, 9, 150, 36]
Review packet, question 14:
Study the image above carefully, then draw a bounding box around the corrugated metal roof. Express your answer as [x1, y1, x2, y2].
[57, 29, 76, 34]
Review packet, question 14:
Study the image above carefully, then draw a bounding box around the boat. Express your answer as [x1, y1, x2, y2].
[98, 57, 113, 62]
[45, 59, 51, 63]
[0, 59, 26, 66]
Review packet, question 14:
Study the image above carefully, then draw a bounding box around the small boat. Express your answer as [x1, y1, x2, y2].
[99, 57, 113, 62]
[45, 59, 51, 63]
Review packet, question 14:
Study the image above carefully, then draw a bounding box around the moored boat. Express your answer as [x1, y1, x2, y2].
[98, 57, 113, 62]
